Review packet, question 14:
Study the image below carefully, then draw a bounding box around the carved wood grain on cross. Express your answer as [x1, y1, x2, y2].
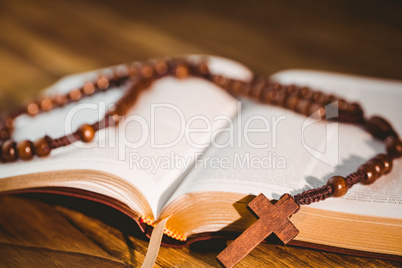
[217, 193, 300, 268]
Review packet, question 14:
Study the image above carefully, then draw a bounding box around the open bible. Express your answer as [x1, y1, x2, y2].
[1, 56, 401, 259]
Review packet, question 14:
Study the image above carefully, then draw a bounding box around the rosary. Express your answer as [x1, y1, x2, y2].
[0, 57, 401, 267]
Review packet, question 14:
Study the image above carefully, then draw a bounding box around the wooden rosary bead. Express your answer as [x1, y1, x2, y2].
[261, 88, 275, 104]
[174, 63, 189, 79]
[348, 102, 363, 115]
[78, 124, 95, 143]
[249, 78, 266, 99]
[54, 94, 68, 107]
[309, 103, 326, 119]
[285, 95, 299, 110]
[300, 87, 313, 99]
[286, 85, 300, 96]
[69, 89, 82, 101]
[40, 98, 53, 111]
[113, 65, 129, 79]
[327, 176, 348, 197]
[327, 94, 338, 105]
[264, 90, 280, 105]
[1, 140, 17, 162]
[195, 61, 209, 76]
[128, 62, 141, 77]
[4, 117, 13, 129]
[83, 82, 96, 95]
[212, 75, 230, 89]
[228, 80, 245, 95]
[273, 83, 286, 94]
[27, 102, 39, 116]
[295, 98, 311, 115]
[358, 163, 379, 184]
[365, 116, 398, 140]
[337, 99, 348, 112]
[277, 93, 287, 107]
[97, 77, 109, 90]
[385, 136, 402, 158]
[17, 140, 34, 160]
[0, 128, 10, 140]
[155, 60, 169, 76]
[140, 65, 154, 79]
[312, 91, 326, 104]
[373, 153, 393, 175]
[367, 158, 386, 177]
[34, 137, 51, 157]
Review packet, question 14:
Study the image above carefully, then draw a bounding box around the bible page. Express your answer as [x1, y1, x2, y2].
[0, 56, 252, 218]
[167, 70, 402, 218]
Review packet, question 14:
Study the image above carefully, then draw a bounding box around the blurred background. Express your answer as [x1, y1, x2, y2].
[0, 0, 401, 112]
[0, 0, 402, 266]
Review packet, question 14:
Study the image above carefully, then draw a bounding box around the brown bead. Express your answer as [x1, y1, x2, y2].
[78, 124, 95, 142]
[327, 176, 348, 197]
[128, 62, 141, 77]
[367, 158, 386, 177]
[300, 87, 313, 99]
[277, 93, 287, 107]
[273, 83, 286, 94]
[140, 65, 154, 79]
[337, 99, 348, 112]
[286, 85, 300, 96]
[155, 60, 168, 76]
[40, 98, 53, 111]
[4, 117, 13, 129]
[327, 94, 338, 105]
[365, 116, 397, 140]
[114, 65, 129, 79]
[97, 77, 109, 90]
[228, 80, 245, 95]
[1, 140, 17, 162]
[264, 90, 279, 105]
[17, 140, 34, 160]
[295, 99, 311, 115]
[34, 137, 51, 157]
[69, 89, 82, 101]
[312, 91, 327, 104]
[27, 102, 39, 116]
[385, 136, 402, 158]
[309, 103, 326, 119]
[285, 95, 299, 110]
[175, 64, 189, 79]
[250, 78, 266, 99]
[374, 153, 393, 175]
[212, 75, 230, 89]
[358, 163, 379, 184]
[348, 102, 363, 115]
[54, 94, 68, 107]
[83, 82, 96, 95]
[196, 61, 209, 76]
[0, 128, 10, 140]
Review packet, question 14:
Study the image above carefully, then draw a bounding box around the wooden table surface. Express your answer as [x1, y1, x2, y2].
[0, 0, 401, 267]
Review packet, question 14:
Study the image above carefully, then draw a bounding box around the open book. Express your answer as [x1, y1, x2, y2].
[1, 56, 401, 259]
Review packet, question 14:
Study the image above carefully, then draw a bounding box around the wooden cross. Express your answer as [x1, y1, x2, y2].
[217, 193, 300, 268]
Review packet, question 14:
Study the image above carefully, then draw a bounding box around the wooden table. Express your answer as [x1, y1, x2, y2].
[0, 0, 401, 266]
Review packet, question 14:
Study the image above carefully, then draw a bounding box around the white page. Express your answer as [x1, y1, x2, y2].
[0, 56, 252, 217]
[168, 70, 402, 218]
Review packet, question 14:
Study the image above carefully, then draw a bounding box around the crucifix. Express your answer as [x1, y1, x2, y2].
[217, 193, 300, 268]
